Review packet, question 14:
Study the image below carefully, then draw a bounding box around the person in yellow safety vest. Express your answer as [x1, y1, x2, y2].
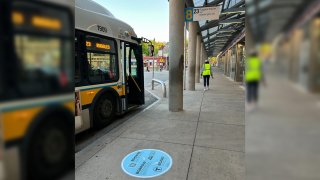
[245, 50, 265, 110]
[201, 60, 214, 91]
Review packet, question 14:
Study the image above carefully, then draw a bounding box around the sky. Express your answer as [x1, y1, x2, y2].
[92, 0, 169, 42]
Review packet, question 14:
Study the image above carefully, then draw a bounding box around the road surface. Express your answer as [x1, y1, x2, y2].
[76, 70, 168, 152]
[144, 70, 169, 87]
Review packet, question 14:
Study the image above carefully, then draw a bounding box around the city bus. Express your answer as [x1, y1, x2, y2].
[75, 0, 145, 133]
[0, 0, 74, 179]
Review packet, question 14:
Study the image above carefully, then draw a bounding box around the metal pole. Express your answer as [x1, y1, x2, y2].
[153, 57, 155, 78]
[166, 56, 169, 70]
[152, 38, 155, 90]
[184, 22, 187, 90]
[153, 38, 155, 79]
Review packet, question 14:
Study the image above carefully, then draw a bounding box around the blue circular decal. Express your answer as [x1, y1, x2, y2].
[121, 149, 173, 178]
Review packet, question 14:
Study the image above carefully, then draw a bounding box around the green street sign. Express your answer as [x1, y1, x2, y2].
[185, 6, 221, 22]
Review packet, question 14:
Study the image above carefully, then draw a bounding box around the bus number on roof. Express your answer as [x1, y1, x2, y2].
[97, 25, 107, 33]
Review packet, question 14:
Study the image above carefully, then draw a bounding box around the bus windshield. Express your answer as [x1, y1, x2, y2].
[0, 1, 73, 102]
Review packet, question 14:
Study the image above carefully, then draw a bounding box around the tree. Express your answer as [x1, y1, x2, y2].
[142, 43, 150, 56]
[142, 40, 167, 56]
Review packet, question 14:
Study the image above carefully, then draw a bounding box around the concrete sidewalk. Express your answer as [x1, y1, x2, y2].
[246, 73, 320, 180]
[75, 70, 245, 180]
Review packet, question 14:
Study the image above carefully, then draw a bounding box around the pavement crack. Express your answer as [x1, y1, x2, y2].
[185, 90, 205, 180]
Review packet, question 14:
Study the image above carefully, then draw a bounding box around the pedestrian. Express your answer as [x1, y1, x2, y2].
[245, 50, 265, 111]
[201, 60, 214, 91]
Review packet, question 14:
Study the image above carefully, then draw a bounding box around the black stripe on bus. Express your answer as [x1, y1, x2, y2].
[4, 138, 22, 149]
[82, 104, 91, 110]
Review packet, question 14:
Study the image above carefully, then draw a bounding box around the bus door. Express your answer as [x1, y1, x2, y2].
[123, 43, 144, 106]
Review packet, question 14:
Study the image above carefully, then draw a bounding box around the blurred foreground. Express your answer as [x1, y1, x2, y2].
[0, 0, 74, 179]
[246, 0, 320, 179]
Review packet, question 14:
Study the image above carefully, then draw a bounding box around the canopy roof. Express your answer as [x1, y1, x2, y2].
[246, 0, 309, 43]
[192, 0, 245, 56]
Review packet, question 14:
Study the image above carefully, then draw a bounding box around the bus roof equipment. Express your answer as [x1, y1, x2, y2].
[75, 0, 138, 44]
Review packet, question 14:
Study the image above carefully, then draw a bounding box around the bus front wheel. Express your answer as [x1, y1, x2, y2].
[93, 94, 115, 128]
[26, 116, 73, 180]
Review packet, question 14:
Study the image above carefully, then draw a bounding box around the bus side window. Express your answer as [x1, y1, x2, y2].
[120, 42, 126, 82]
[85, 35, 119, 84]
[124, 44, 130, 78]
[14, 35, 63, 95]
[75, 36, 81, 84]
[130, 48, 137, 77]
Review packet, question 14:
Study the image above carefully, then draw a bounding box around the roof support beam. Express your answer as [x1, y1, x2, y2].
[208, 0, 224, 6]
[221, 7, 245, 15]
[219, 18, 243, 25]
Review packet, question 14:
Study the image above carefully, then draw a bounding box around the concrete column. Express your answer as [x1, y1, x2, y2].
[201, 46, 204, 65]
[235, 43, 245, 82]
[169, 0, 184, 112]
[310, 18, 320, 92]
[195, 35, 201, 83]
[187, 22, 197, 91]
[225, 53, 227, 75]
[245, 17, 255, 52]
[218, 56, 222, 69]
[202, 45, 206, 65]
[235, 44, 240, 81]
[202, 47, 206, 71]
[203, 49, 208, 63]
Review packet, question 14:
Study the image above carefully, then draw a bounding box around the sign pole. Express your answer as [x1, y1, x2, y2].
[153, 38, 155, 79]
[184, 22, 187, 90]
[152, 38, 155, 90]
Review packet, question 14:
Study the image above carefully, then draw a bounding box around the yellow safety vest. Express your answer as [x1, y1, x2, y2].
[203, 64, 211, 76]
[245, 56, 261, 82]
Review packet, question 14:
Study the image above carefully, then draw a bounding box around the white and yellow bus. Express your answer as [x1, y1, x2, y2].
[0, 0, 74, 180]
[75, 0, 145, 133]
